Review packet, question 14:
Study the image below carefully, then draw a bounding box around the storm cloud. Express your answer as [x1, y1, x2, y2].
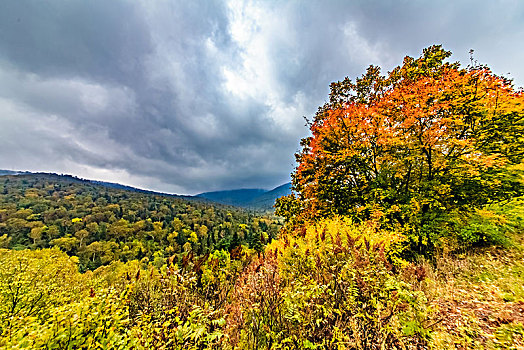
[1, 0, 523, 194]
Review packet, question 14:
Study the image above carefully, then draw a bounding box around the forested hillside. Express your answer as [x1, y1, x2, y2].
[196, 188, 267, 207]
[196, 183, 292, 210]
[246, 183, 292, 210]
[0, 173, 280, 271]
[1, 46, 523, 349]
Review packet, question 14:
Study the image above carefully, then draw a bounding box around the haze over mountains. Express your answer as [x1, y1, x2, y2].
[0, 170, 291, 211]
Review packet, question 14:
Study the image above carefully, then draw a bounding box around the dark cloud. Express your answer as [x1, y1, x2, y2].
[0, 0, 522, 194]
[0, 1, 152, 85]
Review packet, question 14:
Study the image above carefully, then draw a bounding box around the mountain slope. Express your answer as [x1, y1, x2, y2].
[196, 188, 267, 207]
[1, 169, 291, 210]
[246, 182, 292, 210]
[196, 183, 292, 210]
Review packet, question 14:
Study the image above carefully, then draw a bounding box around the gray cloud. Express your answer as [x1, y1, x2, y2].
[0, 0, 523, 194]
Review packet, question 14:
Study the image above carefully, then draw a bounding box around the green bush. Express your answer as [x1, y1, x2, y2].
[0, 248, 85, 339]
[4, 289, 134, 349]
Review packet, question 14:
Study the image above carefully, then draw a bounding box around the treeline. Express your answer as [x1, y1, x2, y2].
[0, 174, 280, 271]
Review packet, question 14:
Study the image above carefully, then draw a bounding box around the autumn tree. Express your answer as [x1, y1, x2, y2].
[278, 45, 524, 251]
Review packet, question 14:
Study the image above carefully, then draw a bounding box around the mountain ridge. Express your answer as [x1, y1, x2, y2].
[0, 170, 291, 210]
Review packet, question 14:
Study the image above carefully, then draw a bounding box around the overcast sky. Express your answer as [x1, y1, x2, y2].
[0, 1, 522, 195]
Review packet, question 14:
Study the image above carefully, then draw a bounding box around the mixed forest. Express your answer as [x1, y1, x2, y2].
[1, 46, 524, 349]
[0, 173, 279, 270]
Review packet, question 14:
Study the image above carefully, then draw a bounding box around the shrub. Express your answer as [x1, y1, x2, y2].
[0, 248, 84, 340]
[4, 289, 134, 349]
[228, 217, 432, 349]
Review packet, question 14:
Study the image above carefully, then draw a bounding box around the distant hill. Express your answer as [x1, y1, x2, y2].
[197, 183, 292, 210]
[196, 188, 267, 207]
[0, 170, 191, 199]
[88, 180, 188, 198]
[1, 169, 291, 210]
[246, 183, 292, 210]
[0, 170, 32, 176]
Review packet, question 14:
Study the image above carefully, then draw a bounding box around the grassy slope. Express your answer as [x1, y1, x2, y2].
[419, 231, 524, 348]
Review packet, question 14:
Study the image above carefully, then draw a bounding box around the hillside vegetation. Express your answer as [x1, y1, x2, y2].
[1, 46, 523, 349]
[0, 173, 280, 271]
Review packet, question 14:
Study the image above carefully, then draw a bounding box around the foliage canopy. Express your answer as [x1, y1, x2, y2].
[278, 45, 524, 251]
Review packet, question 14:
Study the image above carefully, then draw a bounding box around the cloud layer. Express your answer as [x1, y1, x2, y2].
[1, 0, 523, 194]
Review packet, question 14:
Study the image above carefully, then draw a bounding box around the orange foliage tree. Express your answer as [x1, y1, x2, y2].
[277, 45, 524, 251]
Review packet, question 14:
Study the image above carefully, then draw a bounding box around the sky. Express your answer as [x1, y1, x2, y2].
[0, 0, 523, 195]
